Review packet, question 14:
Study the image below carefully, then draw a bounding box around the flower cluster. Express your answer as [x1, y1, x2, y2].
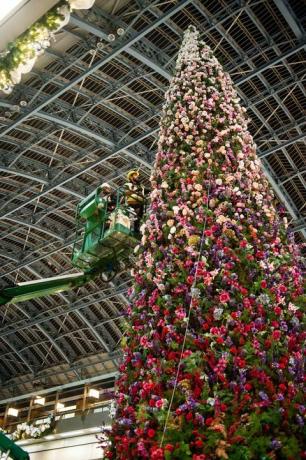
[3, 415, 54, 441]
[105, 26, 305, 459]
[0, 0, 95, 94]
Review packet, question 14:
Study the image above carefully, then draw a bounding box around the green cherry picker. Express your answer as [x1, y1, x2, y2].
[0, 182, 141, 307]
[0, 431, 29, 460]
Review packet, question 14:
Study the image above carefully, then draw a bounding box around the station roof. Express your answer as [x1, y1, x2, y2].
[0, 0, 305, 399]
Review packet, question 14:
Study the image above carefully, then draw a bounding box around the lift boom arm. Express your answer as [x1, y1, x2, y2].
[0, 272, 94, 306]
[0, 432, 29, 460]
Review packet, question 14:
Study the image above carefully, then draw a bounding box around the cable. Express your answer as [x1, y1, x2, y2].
[160, 175, 212, 446]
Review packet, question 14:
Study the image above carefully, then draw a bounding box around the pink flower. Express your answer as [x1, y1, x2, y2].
[219, 291, 230, 303]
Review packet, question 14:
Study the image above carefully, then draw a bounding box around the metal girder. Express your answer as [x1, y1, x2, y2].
[70, 14, 173, 79]
[0, 250, 18, 262]
[1, 337, 34, 375]
[38, 112, 153, 164]
[236, 42, 306, 85]
[257, 117, 306, 143]
[261, 158, 305, 233]
[258, 134, 306, 158]
[15, 299, 72, 367]
[0, 361, 120, 404]
[0, 0, 191, 139]
[4, 217, 65, 241]
[0, 127, 157, 220]
[0, 290, 128, 338]
[292, 218, 306, 233]
[273, 0, 304, 40]
[247, 73, 305, 107]
[278, 169, 306, 186]
[0, 165, 48, 185]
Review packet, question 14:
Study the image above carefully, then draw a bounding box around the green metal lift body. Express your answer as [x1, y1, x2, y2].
[0, 186, 139, 306]
[0, 432, 29, 460]
[71, 187, 138, 272]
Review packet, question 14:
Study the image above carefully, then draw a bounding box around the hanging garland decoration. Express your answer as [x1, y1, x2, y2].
[0, 415, 55, 441]
[0, 0, 95, 94]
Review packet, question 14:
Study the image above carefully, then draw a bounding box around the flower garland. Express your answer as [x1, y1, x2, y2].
[0, 415, 55, 441]
[103, 26, 305, 460]
[0, 0, 95, 94]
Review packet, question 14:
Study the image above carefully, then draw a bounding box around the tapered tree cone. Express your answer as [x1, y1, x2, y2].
[102, 26, 305, 460]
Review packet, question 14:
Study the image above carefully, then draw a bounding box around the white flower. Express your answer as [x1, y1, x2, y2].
[213, 308, 223, 320]
[217, 146, 226, 154]
[216, 178, 223, 186]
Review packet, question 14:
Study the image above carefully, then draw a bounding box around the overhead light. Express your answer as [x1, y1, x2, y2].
[0, 0, 25, 25]
[55, 402, 65, 412]
[8, 407, 18, 417]
[34, 396, 45, 406]
[88, 388, 99, 399]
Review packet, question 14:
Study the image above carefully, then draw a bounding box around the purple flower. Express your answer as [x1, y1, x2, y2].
[271, 439, 282, 450]
[296, 415, 304, 426]
[259, 391, 269, 401]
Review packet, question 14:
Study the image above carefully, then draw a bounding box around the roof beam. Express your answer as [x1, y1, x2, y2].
[0, 289, 128, 338]
[258, 133, 306, 158]
[4, 217, 65, 241]
[0, 0, 191, 138]
[0, 127, 157, 220]
[0, 363, 119, 404]
[1, 337, 34, 375]
[292, 218, 306, 233]
[273, 0, 304, 40]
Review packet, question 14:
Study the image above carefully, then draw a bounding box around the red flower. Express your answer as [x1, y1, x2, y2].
[148, 428, 156, 438]
[195, 439, 204, 449]
[244, 383, 252, 391]
[165, 444, 174, 452]
[204, 229, 212, 237]
[272, 330, 281, 340]
[219, 291, 230, 303]
[186, 412, 193, 421]
[150, 447, 164, 460]
[260, 280, 267, 289]
[216, 336, 224, 344]
[274, 306, 282, 315]
[205, 417, 214, 426]
[265, 340, 271, 350]
[240, 240, 247, 248]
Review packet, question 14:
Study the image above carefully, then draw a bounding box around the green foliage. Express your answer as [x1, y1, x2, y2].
[280, 436, 300, 458]
[182, 351, 203, 372]
[173, 442, 192, 459]
[228, 445, 251, 460]
[0, 0, 69, 90]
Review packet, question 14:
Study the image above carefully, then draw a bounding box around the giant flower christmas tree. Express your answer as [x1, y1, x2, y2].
[104, 26, 305, 460]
